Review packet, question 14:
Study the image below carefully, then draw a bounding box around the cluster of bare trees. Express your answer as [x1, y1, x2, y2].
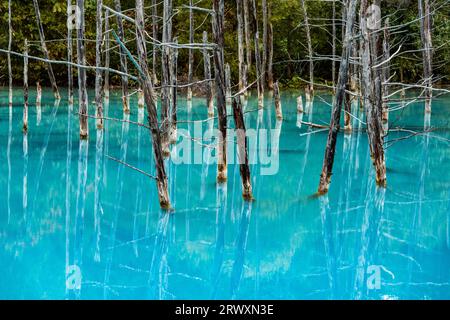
[0, 0, 443, 209]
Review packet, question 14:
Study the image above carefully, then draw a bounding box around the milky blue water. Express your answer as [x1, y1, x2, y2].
[0, 87, 449, 300]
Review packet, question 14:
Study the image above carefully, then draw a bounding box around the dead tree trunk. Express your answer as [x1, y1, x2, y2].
[252, 0, 264, 107]
[67, 0, 74, 104]
[382, 18, 390, 125]
[262, 0, 268, 87]
[212, 0, 228, 183]
[267, 20, 274, 90]
[135, 0, 170, 210]
[152, 0, 159, 85]
[225, 63, 232, 103]
[419, 0, 433, 113]
[317, 0, 357, 195]
[187, 0, 194, 100]
[8, 0, 12, 107]
[300, 0, 314, 95]
[203, 31, 214, 117]
[169, 38, 178, 144]
[361, 0, 386, 187]
[77, 0, 89, 139]
[104, 9, 110, 100]
[23, 39, 29, 133]
[344, 83, 352, 133]
[161, 0, 173, 157]
[332, 0, 336, 91]
[273, 80, 282, 120]
[243, 0, 252, 70]
[32, 0, 60, 100]
[114, 0, 130, 114]
[232, 97, 253, 200]
[237, 0, 245, 94]
[95, 0, 104, 129]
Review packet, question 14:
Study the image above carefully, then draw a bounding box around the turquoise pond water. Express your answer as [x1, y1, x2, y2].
[0, 87, 449, 300]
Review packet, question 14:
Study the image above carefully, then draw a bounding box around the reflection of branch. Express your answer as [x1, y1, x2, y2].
[106, 155, 158, 180]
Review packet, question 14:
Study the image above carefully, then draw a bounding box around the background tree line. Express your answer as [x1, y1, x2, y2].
[1, 0, 449, 90]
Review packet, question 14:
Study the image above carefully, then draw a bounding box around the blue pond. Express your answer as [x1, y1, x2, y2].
[0, 88, 449, 300]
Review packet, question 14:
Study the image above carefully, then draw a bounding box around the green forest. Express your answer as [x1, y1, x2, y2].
[1, 0, 450, 90]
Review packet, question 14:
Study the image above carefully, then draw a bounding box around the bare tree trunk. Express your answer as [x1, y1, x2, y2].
[382, 18, 390, 126]
[32, 0, 60, 100]
[152, 0, 159, 85]
[114, 0, 130, 114]
[344, 83, 352, 133]
[67, 0, 74, 104]
[300, 0, 314, 95]
[161, 0, 173, 157]
[135, 0, 170, 210]
[225, 63, 232, 104]
[297, 95, 304, 113]
[332, 0, 336, 91]
[237, 0, 245, 94]
[187, 0, 194, 100]
[419, 0, 433, 113]
[243, 0, 252, 70]
[104, 9, 110, 100]
[212, 0, 228, 183]
[252, 0, 264, 107]
[273, 80, 282, 120]
[267, 20, 274, 90]
[262, 0, 268, 86]
[23, 39, 29, 133]
[232, 97, 253, 200]
[95, 0, 104, 129]
[360, 0, 386, 187]
[317, 0, 357, 195]
[8, 0, 13, 107]
[77, 0, 89, 139]
[169, 38, 178, 144]
[203, 31, 214, 117]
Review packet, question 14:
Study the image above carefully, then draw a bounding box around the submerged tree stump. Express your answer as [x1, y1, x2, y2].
[232, 97, 253, 200]
[273, 81, 282, 120]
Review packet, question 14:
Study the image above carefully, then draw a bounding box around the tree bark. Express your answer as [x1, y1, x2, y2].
[252, 0, 264, 107]
[170, 38, 178, 144]
[317, 0, 357, 195]
[114, 0, 130, 114]
[104, 9, 110, 100]
[267, 20, 274, 90]
[203, 31, 214, 117]
[135, 0, 171, 210]
[76, 0, 89, 140]
[273, 80, 282, 120]
[212, 0, 228, 183]
[32, 0, 60, 100]
[332, 0, 336, 91]
[243, 0, 252, 70]
[187, 0, 194, 100]
[95, 0, 104, 129]
[225, 63, 232, 104]
[300, 0, 314, 95]
[23, 39, 29, 133]
[152, 0, 159, 85]
[360, 0, 386, 187]
[419, 0, 433, 113]
[67, 0, 74, 104]
[237, 0, 245, 94]
[382, 18, 390, 126]
[8, 0, 12, 107]
[161, 0, 173, 157]
[232, 97, 253, 200]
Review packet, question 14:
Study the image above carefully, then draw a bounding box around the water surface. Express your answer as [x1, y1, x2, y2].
[0, 88, 449, 299]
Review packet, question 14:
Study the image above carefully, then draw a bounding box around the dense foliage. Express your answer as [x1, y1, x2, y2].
[0, 0, 449, 89]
